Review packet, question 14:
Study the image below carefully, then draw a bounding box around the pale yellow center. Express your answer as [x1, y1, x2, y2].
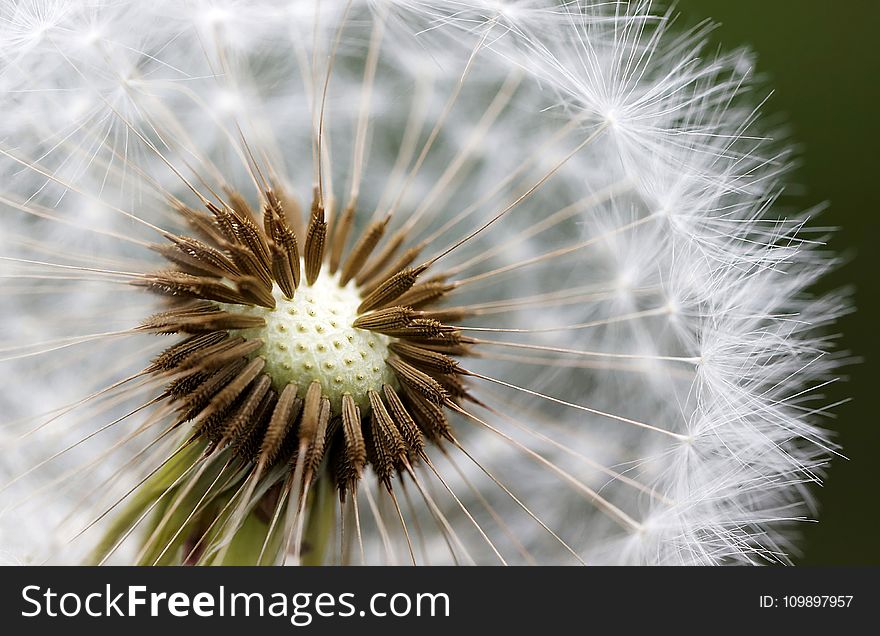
[228, 271, 396, 414]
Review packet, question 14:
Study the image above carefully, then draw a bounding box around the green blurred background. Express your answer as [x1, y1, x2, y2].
[674, 1, 879, 564]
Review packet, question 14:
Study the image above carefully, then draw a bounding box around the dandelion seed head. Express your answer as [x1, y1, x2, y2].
[0, 0, 847, 566]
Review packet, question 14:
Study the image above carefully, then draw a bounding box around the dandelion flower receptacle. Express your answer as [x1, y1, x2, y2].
[0, 0, 845, 565]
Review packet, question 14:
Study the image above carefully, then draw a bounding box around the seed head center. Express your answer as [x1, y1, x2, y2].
[231, 271, 396, 414]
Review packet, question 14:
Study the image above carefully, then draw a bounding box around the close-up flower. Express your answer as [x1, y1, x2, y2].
[0, 0, 852, 567]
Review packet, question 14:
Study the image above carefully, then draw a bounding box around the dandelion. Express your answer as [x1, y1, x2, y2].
[0, 0, 845, 565]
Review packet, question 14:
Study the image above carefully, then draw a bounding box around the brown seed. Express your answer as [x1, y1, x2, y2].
[394, 280, 454, 308]
[232, 386, 276, 462]
[298, 380, 324, 445]
[237, 218, 272, 273]
[382, 384, 425, 458]
[341, 393, 366, 476]
[357, 264, 427, 313]
[264, 194, 301, 294]
[165, 370, 211, 401]
[389, 341, 461, 374]
[235, 275, 276, 309]
[269, 240, 296, 299]
[153, 234, 239, 278]
[398, 383, 453, 443]
[435, 373, 472, 402]
[206, 202, 244, 246]
[220, 374, 272, 445]
[194, 357, 266, 425]
[356, 229, 407, 287]
[323, 414, 341, 450]
[303, 205, 327, 285]
[149, 332, 228, 371]
[224, 188, 257, 221]
[135, 271, 248, 306]
[328, 202, 356, 274]
[220, 240, 272, 287]
[401, 330, 468, 349]
[162, 335, 245, 372]
[305, 398, 331, 475]
[173, 202, 225, 243]
[338, 217, 389, 285]
[352, 306, 417, 332]
[382, 318, 451, 339]
[359, 244, 425, 295]
[259, 383, 301, 466]
[177, 357, 249, 419]
[367, 390, 407, 487]
[277, 404, 306, 466]
[140, 306, 265, 334]
[268, 185, 303, 241]
[387, 356, 449, 404]
[179, 338, 264, 373]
